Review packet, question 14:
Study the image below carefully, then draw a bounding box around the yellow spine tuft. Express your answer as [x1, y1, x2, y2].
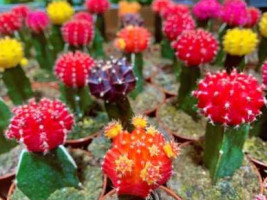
[163, 142, 178, 159]
[104, 121, 123, 139]
[132, 115, 147, 128]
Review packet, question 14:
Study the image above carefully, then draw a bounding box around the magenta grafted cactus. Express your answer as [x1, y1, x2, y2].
[193, 0, 222, 21]
[26, 10, 50, 34]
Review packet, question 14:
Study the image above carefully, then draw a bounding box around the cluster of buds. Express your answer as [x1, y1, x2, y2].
[193, 70, 265, 126]
[88, 57, 136, 102]
[260, 13, 267, 38]
[61, 19, 94, 47]
[245, 7, 261, 28]
[120, 14, 144, 28]
[163, 13, 195, 41]
[262, 60, 267, 87]
[26, 10, 50, 34]
[54, 51, 95, 88]
[46, 1, 74, 25]
[118, 0, 141, 17]
[223, 28, 258, 56]
[5, 98, 74, 153]
[220, 0, 248, 27]
[0, 11, 22, 35]
[11, 5, 30, 24]
[193, 0, 222, 21]
[73, 11, 93, 23]
[0, 37, 25, 70]
[161, 3, 189, 20]
[102, 116, 178, 198]
[115, 26, 150, 53]
[85, 0, 110, 14]
[172, 29, 218, 66]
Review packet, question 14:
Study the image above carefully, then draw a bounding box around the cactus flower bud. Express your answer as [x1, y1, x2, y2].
[54, 51, 95, 88]
[102, 116, 178, 198]
[172, 29, 219, 66]
[5, 98, 74, 153]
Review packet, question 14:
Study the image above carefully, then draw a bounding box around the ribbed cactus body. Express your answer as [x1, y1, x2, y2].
[0, 11, 22, 35]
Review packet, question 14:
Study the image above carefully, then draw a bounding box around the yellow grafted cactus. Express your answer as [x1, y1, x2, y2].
[0, 37, 24, 70]
[118, 0, 141, 16]
[47, 1, 74, 25]
[223, 28, 258, 56]
[259, 13, 267, 38]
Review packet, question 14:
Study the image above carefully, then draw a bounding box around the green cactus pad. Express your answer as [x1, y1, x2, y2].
[16, 146, 80, 200]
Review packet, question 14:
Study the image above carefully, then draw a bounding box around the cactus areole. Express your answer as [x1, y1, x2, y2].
[193, 70, 265, 182]
[88, 57, 136, 129]
[102, 116, 178, 199]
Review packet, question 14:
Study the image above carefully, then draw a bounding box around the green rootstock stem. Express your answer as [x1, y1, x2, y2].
[15, 29, 32, 58]
[130, 53, 144, 99]
[90, 27, 106, 58]
[50, 25, 64, 58]
[155, 14, 162, 43]
[176, 64, 200, 120]
[224, 54, 245, 73]
[105, 97, 134, 131]
[257, 37, 267, 71]
[96, 14, 106, 41]
[16, 146, 80, 200]
[160, 37, 175, 60]
[0, 99, 16, 154]
[172, 57, 181, 81]
[32, 32, 55, 73]
[60, 84, 94, 120]
[213, 23, 227, 67]
[204, 123, 250, 183]
[2, 66, 33, 105]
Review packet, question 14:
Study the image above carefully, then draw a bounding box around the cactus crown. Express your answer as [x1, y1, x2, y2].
[163, 13, 195, 41]
[161, 3, 189, 19]
[11, 5, 30, 23]
[46, 1, 74, 25]
[0, 11, 22, 35]
[172, 29, 219, 66]
[26, 10, 50, 33]
[61, 19, 94, 47]
[54, 51, 95, 88]
[152, 0, 172, 15]
[88, 57, 136, 102]
[5, 98, 74, 153]
[85, 0, 110, 14]
[223, 28, 258, 56]
[193, 70, 265, 126]
[193, 0, 222, 20]
[102, 115, 178, 198]
[115, 25, 150, 53]
[120, 14, 144, 28]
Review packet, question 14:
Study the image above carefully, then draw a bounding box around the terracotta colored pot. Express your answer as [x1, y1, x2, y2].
[156, 97, 203, 142]
[246, 154, 267, 171]
[7, 149, 108, 200]
[100, 186, 181, 200]
[65, 131, 100, 148]
[0, 172, 15, 199]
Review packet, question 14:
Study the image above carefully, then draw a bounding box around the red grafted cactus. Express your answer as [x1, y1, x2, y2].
[85, 0, 110, 14]
[115, 26, 150, 53]
[54, 51, 95, 88]
[102, 116, 178, 198]
[61, 19, 94, 47]
[193, 70, 265, 126]
[73, 11, 93, 23]
[245, 7, 261, 28]
[0, 11, 22, 35]
[152, 0, 173, 15]
[262, 60, 267, 87]
[5, 98, 74, 153]
[88, 57, 136, 102]
[11, 5, 30, 23]
[26, 10, 50, 33]
[163, 13, 195, 41]
[172, 29, 219, 66]
[161, 4, 190, 19]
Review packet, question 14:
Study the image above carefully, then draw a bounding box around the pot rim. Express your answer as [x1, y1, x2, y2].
[246, 154, 267, 170]
[65, 131, 100, 146]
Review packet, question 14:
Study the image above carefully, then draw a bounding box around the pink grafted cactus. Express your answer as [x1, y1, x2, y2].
[11, 5, 30, 23]
[172, 29, 219, 66]
[193, 0, 222, 21]
[5, 98, 74, 153]
[85, 0, 110, 14]
[163, 13, 195, 41]
[54, 51, 95, 88]
[26, 10, 50, 33]
[0, 11, 22, 35]
[152, 0, 173, 15]
[61, 19, 94, 47]
[220, 0, 248, 27]
[193, 70, 265, 126]
[161, 3, 189, 19]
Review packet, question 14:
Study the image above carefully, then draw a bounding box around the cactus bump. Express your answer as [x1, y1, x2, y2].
[55, 51, 95, 118]
[88, 57, 136, 129]
[193, 70, 265, 182]
[102, 116, 178, 199]
[5, 98, 80, 200]
[0, 11, 22, 36]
